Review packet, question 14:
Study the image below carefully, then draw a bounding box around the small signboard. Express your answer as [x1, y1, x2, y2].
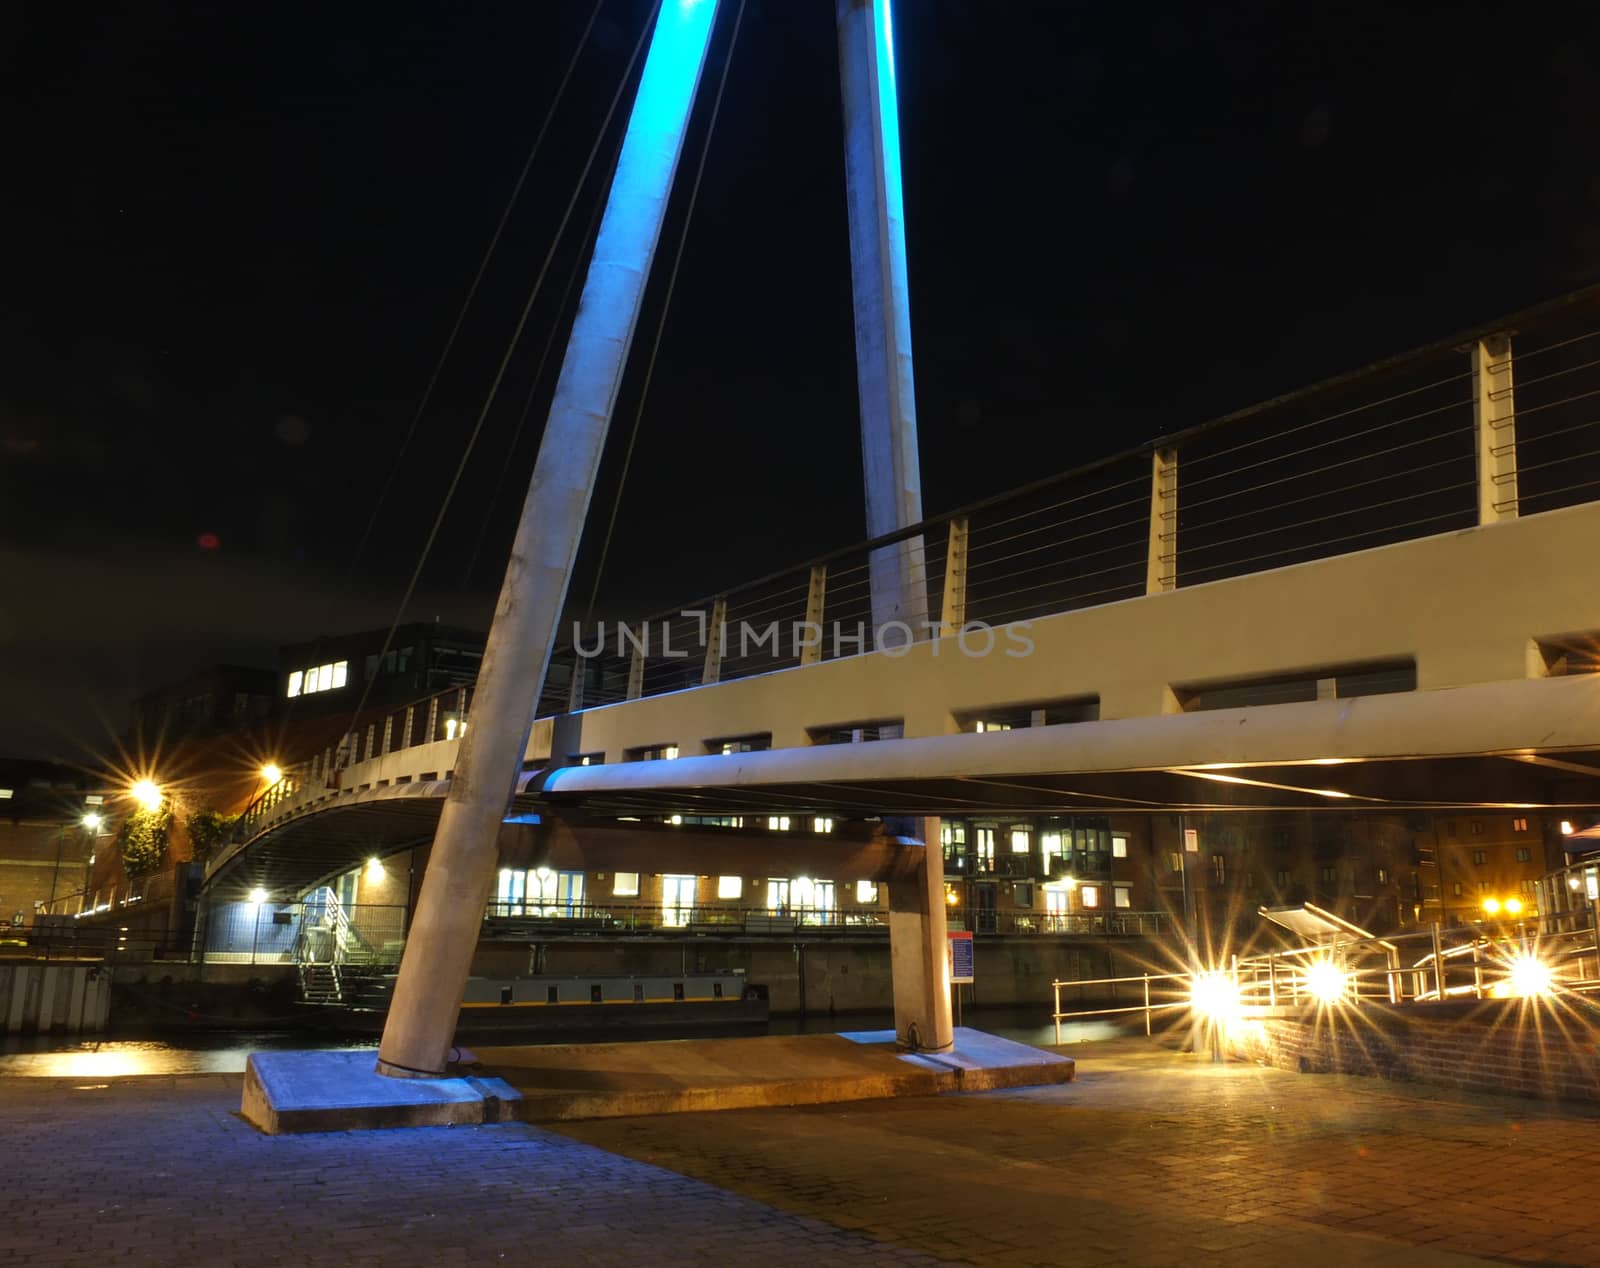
[1184, 827, 1199, 853]
[948, 930, 975, 985]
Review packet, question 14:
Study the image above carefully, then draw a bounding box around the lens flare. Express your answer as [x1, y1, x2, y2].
[129, 779, 163, 812]
[1303, 958, 1348, 1005]
[1501, 953, 1553, 999]
[1190, 970, 1241, 1020]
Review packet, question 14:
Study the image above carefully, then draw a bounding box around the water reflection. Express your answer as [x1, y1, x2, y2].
[0, 1007, 1120, 1079]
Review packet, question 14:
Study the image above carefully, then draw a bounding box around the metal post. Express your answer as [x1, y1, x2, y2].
[1054, 980, 1061, 1046]
[800, 567, 827, 666]
[1146, 446, 1178, 594]
[837, 0, 928, 645]
[702, 598, 728, 685]
[1431, 920, 1447, 1002]
[566, 650, 586, 713]
[1143, 973, 1151, 1036]
[424, 697, 439, 745]
[1471, 939, 1483, 999]
[626, 625, 646, 701]
[377, 0, 726, 1079]
[380, 715, 394, 756]
[938, 515, 968, 637]
[1267, 953, 1277, 1008]
[1472, 335, 1517, 524]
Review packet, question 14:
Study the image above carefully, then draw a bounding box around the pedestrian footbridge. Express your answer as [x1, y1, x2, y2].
[208, 290, 1600, 899]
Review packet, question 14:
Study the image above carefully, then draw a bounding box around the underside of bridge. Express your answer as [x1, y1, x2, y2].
[207, 746, 1600, 901]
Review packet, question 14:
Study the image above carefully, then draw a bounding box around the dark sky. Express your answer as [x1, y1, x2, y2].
[6, 0, 1600, 758]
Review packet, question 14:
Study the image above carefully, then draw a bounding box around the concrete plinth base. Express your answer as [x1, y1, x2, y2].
[241, 1050, 521, 1135]
[484, 1027, 1072, 1123]
[239, 1030, 1071, 1134]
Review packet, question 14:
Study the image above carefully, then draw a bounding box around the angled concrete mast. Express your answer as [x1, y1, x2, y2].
[378, 0, 725, 1078]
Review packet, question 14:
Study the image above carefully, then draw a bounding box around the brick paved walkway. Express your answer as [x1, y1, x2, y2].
[3, 1038, 1599, 1265]
[0, 1074, 949, 1267]
[559, 1039, 1600, 1267]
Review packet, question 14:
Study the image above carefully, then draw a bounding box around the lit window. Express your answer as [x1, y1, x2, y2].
[1377, 867, 1389, 885]
[717, 875, 742, 900]
[1168, 852, 1182, 874]
[1081, 885, 1099, 908]
[1111, 835, 1128, 859]
[668, 814, 683, 826]
[664, 745, 679, 760]
[1010, 829, 1030, 854]
[767, 816, 791, 831]
[1478, 881, 1491, 893]
[613, 872, 640, 897]
[813, 816, 834, 833]
[0, 789, 12, 800]
[292, 661, 349, 697]
[855, 880, 879, 903]
[1453, 881, 1463, 896]
[974, 720, 1011, 733]
[1113, 885, 1131, 909]
[1513, 817, 1529, 832]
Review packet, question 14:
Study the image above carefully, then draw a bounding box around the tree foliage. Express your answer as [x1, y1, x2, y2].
[118, 808, 173, 879]
[185, 809, 238, 866]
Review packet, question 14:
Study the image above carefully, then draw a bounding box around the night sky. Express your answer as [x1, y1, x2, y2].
[6, 0, 1600, 759]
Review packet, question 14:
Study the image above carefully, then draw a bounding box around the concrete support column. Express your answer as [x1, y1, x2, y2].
[837, 0, 928, 646]
[1146, 446, 1178, 595]
[885, 814, 953, 1052]
[376, 0, 723, 1079]
[1473, 335, 1518, 524]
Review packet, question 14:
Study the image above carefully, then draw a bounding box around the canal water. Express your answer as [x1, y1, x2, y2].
[0, 1006, 1125, 1078]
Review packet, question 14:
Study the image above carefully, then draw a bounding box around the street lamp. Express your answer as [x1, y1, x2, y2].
[129, 779, 163, 813]
[260, 763, 283, 787]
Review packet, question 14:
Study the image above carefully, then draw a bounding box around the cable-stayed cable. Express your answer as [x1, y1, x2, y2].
[347, 0, 604, 575]
[335, 0, 662, 752]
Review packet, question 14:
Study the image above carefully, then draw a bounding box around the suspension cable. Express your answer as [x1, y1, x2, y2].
[334, 0, 662, 750]
[348, 1, 604, 575]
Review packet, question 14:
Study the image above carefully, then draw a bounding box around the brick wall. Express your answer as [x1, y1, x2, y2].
[1228, 1000, 1600, 1103]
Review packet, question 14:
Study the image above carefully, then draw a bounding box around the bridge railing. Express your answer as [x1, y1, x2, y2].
[225, 286, 1600, 849]
[549, 284, 1600, 712]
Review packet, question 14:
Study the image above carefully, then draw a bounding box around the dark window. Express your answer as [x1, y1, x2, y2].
[1377, 867, 1389, 885]
[1275, 868, 1291, 886]
[1319, 865, 1338, 885]
[1515, 847, 1531, 863]
[1211, 854, 1226, 885]
[1472, 850, 1487, 865]
[1452, 882, 1463, 897]
[1471, 820, 1485, 835]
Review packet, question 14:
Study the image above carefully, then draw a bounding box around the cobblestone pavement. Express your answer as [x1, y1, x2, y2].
[0, 1073, 951, 1267]
[558, 1039, 1600, 1267]
[4, 1039, 1599, 1266]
